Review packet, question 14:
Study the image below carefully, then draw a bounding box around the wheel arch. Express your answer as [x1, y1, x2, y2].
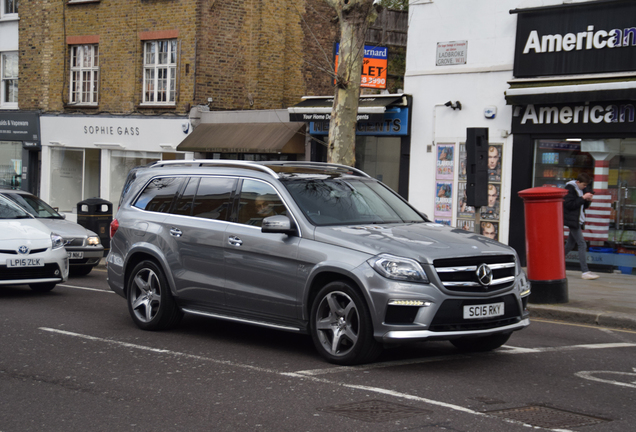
[123, 247, 176, 299]
[302, 266, 374, 322]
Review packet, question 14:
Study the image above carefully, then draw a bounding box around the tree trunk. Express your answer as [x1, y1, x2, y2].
[323, 0, 380, 166]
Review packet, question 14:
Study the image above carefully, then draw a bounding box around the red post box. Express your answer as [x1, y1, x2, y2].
[518, 186, 569, 304]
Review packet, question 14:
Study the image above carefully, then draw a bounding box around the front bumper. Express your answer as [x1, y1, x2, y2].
[382, 318, 530, 342]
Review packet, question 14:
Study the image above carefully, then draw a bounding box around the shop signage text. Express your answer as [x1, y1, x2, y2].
[512, 102, 636, 134]
[514, 2, 636, 77]
[310, 109, 408, 136]
[84, 125, 141, 136]
[0, 112, 40, 143]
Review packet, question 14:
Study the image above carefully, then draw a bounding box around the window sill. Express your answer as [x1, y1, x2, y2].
[0, 16, 19, 22]
[64, 103, 99, 108]
[0, 105, 19, 110]
[67, 0, 101, 5]
[138, 103, 176, 109]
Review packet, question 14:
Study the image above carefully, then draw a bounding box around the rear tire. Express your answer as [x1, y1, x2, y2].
[450, 333, 511, 352]
[29, 283, 57, 293]
[310, 281, 382, 365]
[126, 260, 183, 330]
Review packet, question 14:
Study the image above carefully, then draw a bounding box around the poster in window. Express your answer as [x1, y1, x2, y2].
[456, 181, 475, 218]
[480, 183, 500, 221]
[436, 144, 454, 180]
[488, 144, 502, 183]
[456, 219, 474, 232]
[435, 219, 451, 226]
[458, 143, 467, 182]
[434, 181, 452, 217]
[480, 221, 499, 241]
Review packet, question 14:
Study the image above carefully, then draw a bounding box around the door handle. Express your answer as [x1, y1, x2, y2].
[228, 235, 243, 246]
[170, 227, 183, 237]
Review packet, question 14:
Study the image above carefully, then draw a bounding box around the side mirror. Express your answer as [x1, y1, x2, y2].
[262, 215, 296, 235]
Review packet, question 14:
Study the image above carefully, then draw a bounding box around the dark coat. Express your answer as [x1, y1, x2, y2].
[563, 182, 592, 229]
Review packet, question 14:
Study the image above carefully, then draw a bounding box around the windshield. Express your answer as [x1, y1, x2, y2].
[2, 193, 64, 219]
[281, 176, 427, 226]
[0, 196, 32, 219]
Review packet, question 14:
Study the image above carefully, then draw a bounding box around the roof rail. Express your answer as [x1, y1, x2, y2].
[147, 159, 279, 178]
[263, 161, 370, 178]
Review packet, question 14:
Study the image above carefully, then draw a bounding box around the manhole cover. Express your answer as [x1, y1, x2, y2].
[318, 400, 430, 423]
[486, 405, 609, 429]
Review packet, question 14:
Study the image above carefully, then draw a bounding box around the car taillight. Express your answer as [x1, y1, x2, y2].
[110, 219, 119, 238]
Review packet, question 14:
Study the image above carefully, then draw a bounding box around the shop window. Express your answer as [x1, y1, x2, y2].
[533, 140, 593, 189]
[50, 148, 84, 212]
[1, 52, 18, 108]
[69, 45, 99, 105]
[355, 136, 401, 193]
[109, 151, 161, 203]
[0, 141, 21, 189]
[142, 40, 177, 105]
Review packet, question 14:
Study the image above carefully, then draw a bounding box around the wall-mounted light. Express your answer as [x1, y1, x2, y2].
[444, 100, 462, 110]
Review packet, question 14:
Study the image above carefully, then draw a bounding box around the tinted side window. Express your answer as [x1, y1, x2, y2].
[237, 179, 286, 227]
[191, 177, 236, 221]
[172, 177, 199, 216]
[133, 177, 184, 213]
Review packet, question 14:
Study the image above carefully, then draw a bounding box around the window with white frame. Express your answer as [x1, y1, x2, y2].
[143, 40, 177, 104]
[69, 45, 99, 105]
[2, 0, 18, 18]
[1, 52, 18, 108]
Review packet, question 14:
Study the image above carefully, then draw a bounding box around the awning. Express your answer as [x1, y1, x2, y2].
[176, 122, 306, 154]
[288, 94, 405, 122]
[505, 77, 636, 105]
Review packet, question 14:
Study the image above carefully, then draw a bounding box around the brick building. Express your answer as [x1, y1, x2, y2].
[16, 0, 338, 215]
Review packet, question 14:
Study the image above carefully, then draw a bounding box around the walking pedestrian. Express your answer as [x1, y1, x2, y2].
[563, 172, 599, 280]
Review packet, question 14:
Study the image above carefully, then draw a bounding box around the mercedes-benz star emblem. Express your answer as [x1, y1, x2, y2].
[476, 263, 493, 286]
[18, 245, 29, 255]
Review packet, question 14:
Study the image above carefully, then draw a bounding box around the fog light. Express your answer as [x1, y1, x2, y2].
[54, 270, 60, 276]
[388, 300, 431, 307]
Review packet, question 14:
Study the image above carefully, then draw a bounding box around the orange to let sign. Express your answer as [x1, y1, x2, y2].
[334, 44, 388, 90]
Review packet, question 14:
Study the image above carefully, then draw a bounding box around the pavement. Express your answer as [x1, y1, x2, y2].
[97, 259, 635, 330]
[527, 269, 636, 331]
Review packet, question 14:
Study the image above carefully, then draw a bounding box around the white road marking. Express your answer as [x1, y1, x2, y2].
[57, 284, 114, 293]
[292, 343, 636, 376]
[40, 327, 636, 432]
[575, 371, 636, 389]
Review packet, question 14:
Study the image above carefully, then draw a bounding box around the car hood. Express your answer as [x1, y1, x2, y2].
[313, 222, 515, 264]
[0, 219, 52, 243]
[37, 219, 94, 238]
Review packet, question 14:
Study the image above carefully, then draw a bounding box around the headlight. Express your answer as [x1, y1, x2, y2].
[368, 254, 429, 283]
[87, 236, 101, 246]
[51, 233, 64, 250]
[518, 271, 531, 297]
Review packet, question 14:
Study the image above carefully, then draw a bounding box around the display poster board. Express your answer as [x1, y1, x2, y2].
[456, 142, 503, 241]
[434, 143, 454, 224]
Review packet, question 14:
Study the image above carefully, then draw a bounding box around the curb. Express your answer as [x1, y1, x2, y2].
[528, 304, 636, 331]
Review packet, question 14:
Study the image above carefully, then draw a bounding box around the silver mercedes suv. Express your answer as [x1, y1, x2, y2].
[107, 161, 530, 365]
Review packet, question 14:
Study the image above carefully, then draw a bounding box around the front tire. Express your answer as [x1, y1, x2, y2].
[70, 266, 93, 276]
[29, 283, 56, 292]
[450, 332, 511, 352]
[126, 260, 182, 331]
[310, 281, 381, 365]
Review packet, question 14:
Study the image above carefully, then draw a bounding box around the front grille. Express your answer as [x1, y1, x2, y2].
[64, 238, 85, 247]
[434, 255, 516, 293]
[429, 295, 521, 332]
[0, 264, 62, 281]
[0, 248, 48, 255]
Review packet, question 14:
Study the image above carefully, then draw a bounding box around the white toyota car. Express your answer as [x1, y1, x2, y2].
[0, 195, 69, 292]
